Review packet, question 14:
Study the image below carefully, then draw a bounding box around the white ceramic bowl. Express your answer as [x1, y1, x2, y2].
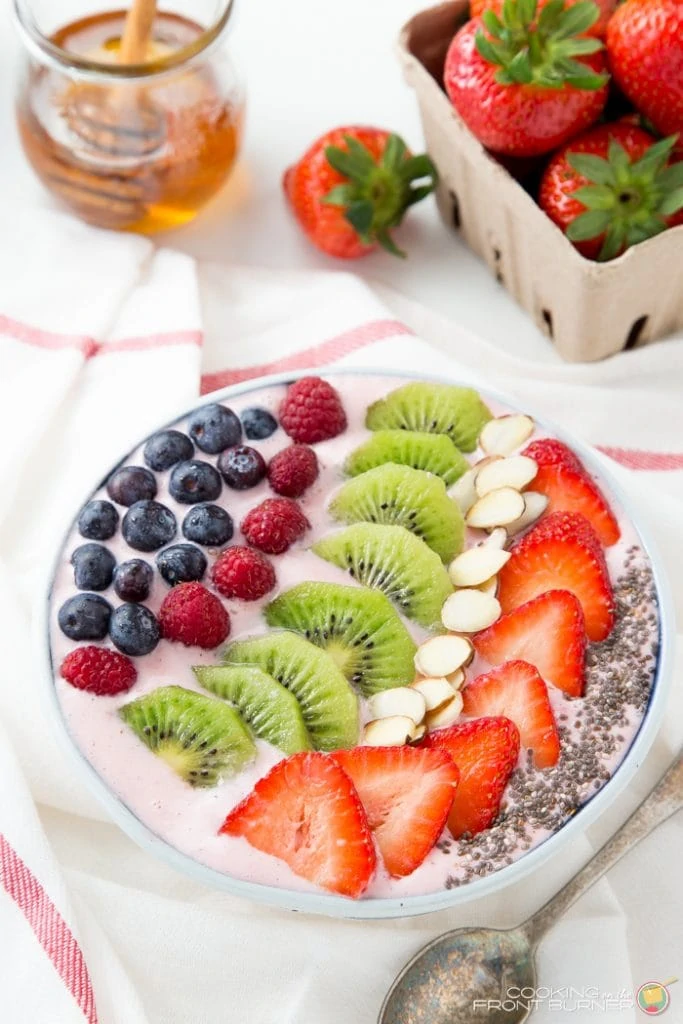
[42, 367, 675, 919]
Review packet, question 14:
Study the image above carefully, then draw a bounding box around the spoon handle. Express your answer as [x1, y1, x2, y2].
[521, 749, 683, 947]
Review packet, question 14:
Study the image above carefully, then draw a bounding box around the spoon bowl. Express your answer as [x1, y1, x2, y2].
[379, 751, 682, 1024]
[380, 927, 534, 1024]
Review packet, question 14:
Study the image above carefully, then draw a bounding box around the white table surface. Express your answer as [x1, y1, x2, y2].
[1, 0, 564, 365]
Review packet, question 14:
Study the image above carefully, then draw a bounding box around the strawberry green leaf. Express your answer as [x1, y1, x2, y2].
[382, 134, 407, 172]
[598, 223, 625, 261]
[607, 140, 631, 179]
[566, 208, 612, 240]
[567, 152, 616, 185]
[345, 200, 374, 238]
[658, 187, 683, 217]
[630, 135, 678, 179]
[656, 163, 683, 191]
[482, 9, 505, 34]
[572, 183, 615, 209]
[554, 2, 599, 39]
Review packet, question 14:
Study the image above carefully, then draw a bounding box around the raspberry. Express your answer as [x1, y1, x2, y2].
[60, 646, 137, 696]
[212, 546, 276, 601]
[241, 498, 309, 555]
[278, 376, 347, 444]
[158, 582, 230, 649]
[268, 444, 319, 498]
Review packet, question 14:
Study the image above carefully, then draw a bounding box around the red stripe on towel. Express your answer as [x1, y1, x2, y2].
[0, 834, 98, 1024]
[199, 318, 414, 394]
[0, 314, 201, 358]
[597, 446, 683, 471]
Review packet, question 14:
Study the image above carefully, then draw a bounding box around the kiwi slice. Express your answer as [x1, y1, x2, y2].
[119, 685, 255, 787]
[329, 464, 464, 562]
[264, 581, 417, 696]
[222, 632, 358, 751]
[344, 429, 469, 486]
[365, 382, 492, 452]
[192, 664, 311, 755]
[312, 523, 453, 631]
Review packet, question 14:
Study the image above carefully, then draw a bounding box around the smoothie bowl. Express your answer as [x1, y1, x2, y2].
[44, 368, 673, 919]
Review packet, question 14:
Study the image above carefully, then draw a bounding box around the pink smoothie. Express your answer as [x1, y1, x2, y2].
[48, 374, 660, 899]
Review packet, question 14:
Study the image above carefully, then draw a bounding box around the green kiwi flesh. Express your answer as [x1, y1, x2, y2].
[312, 523, 453, 631]
[222, 631, 358, 751]
[192, 665, 311, 755]
[329, 463, 464, 562]
[344, 429, 469, 486]
[264, 581, 417, 696]
[365, 382, 492, 452]
[119, 685, 256, 787]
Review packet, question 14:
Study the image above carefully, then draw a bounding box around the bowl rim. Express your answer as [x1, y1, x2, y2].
[40, 365, 675, 920]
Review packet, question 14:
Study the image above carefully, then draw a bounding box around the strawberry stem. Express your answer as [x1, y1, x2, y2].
[566, 133, 683, 260]
[476, 0, 607, 90]
[323, 134, 438, 257]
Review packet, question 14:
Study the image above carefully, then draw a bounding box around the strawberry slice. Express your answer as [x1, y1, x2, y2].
[524, 439, 620, 547]
[462, 661, 560, 769]
[333, 746, 459, 877]
[497, 511, 615, 642]
[424, 717, 520, 839]
[474, 590, 587, 697]
[220, 752, 375, 898]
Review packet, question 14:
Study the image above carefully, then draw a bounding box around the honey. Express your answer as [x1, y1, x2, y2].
[16, 9, 243, 233]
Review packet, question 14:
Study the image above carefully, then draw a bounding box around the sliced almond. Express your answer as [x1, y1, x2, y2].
[507, 491, 549, 535]
[410, 723, 427, 743]
[480, 415, 535, 457]
[425, 692, 464, 731]
[466, 488, 525, 529]
[368, 687, 426, 725]
[476, 575, 499, 597]
[473, 454, 503, 472]
[411, 677, 457, 713]
[445, 667, 466, 690]
[414, 634, 474, 677]
[481, 527, 508, 550]
[441, 589, 501, 633]
[449, 468, 478, 515]
[364, 716, 415, 747]
[475, 455, 538, 497]
[448, 546, 510, 587]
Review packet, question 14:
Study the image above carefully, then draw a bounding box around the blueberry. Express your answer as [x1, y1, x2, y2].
[109, 603, 160, 656]
[122, 500, 177, 552]
[241, 407, 278, 441]
[169, 460, 222, 504]
[78, 500, 119, 540]
[113, 559, 154, 602]
[143, 430, 194, 472]
[58, 593, 111, 641]
[107, 466, 157, 506]
[217, 445, 267, 490]
[71, 543, 116, 591]
[156, 544, 207, 586]
[182, 504, 234, 547]
[188, 403, 241, 454]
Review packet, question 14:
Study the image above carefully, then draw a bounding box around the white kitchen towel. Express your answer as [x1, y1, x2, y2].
[0, 207, 681, 1024]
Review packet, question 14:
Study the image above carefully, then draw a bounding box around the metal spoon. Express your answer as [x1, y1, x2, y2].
[380, 750, 683, 1024]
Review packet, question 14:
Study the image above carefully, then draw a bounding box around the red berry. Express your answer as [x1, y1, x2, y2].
[212, 546, 276, 601]
[279, 376, 347, 444]
[220, 752, 376, 898]
[158, 582, 230, 649]
[240, 497, 309, 555]
[60, 645, 137, 696]
[268, 444, 319, 498]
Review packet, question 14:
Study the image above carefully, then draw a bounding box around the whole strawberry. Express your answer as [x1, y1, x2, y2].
[444, 0, 609, 157]
[607, 0, 683, 140]
[539, 123, 683, 260]
[470, 0, 615, 36]
[283, 127, 437, 258]
[60, 646, 137, 696]
[279, 376, 347, 444]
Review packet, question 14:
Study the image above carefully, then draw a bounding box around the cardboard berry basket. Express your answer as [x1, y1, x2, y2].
[397, 0, 683, 362]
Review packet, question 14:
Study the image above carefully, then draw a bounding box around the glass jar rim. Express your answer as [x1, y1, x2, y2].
[12, 0, 236, 80]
